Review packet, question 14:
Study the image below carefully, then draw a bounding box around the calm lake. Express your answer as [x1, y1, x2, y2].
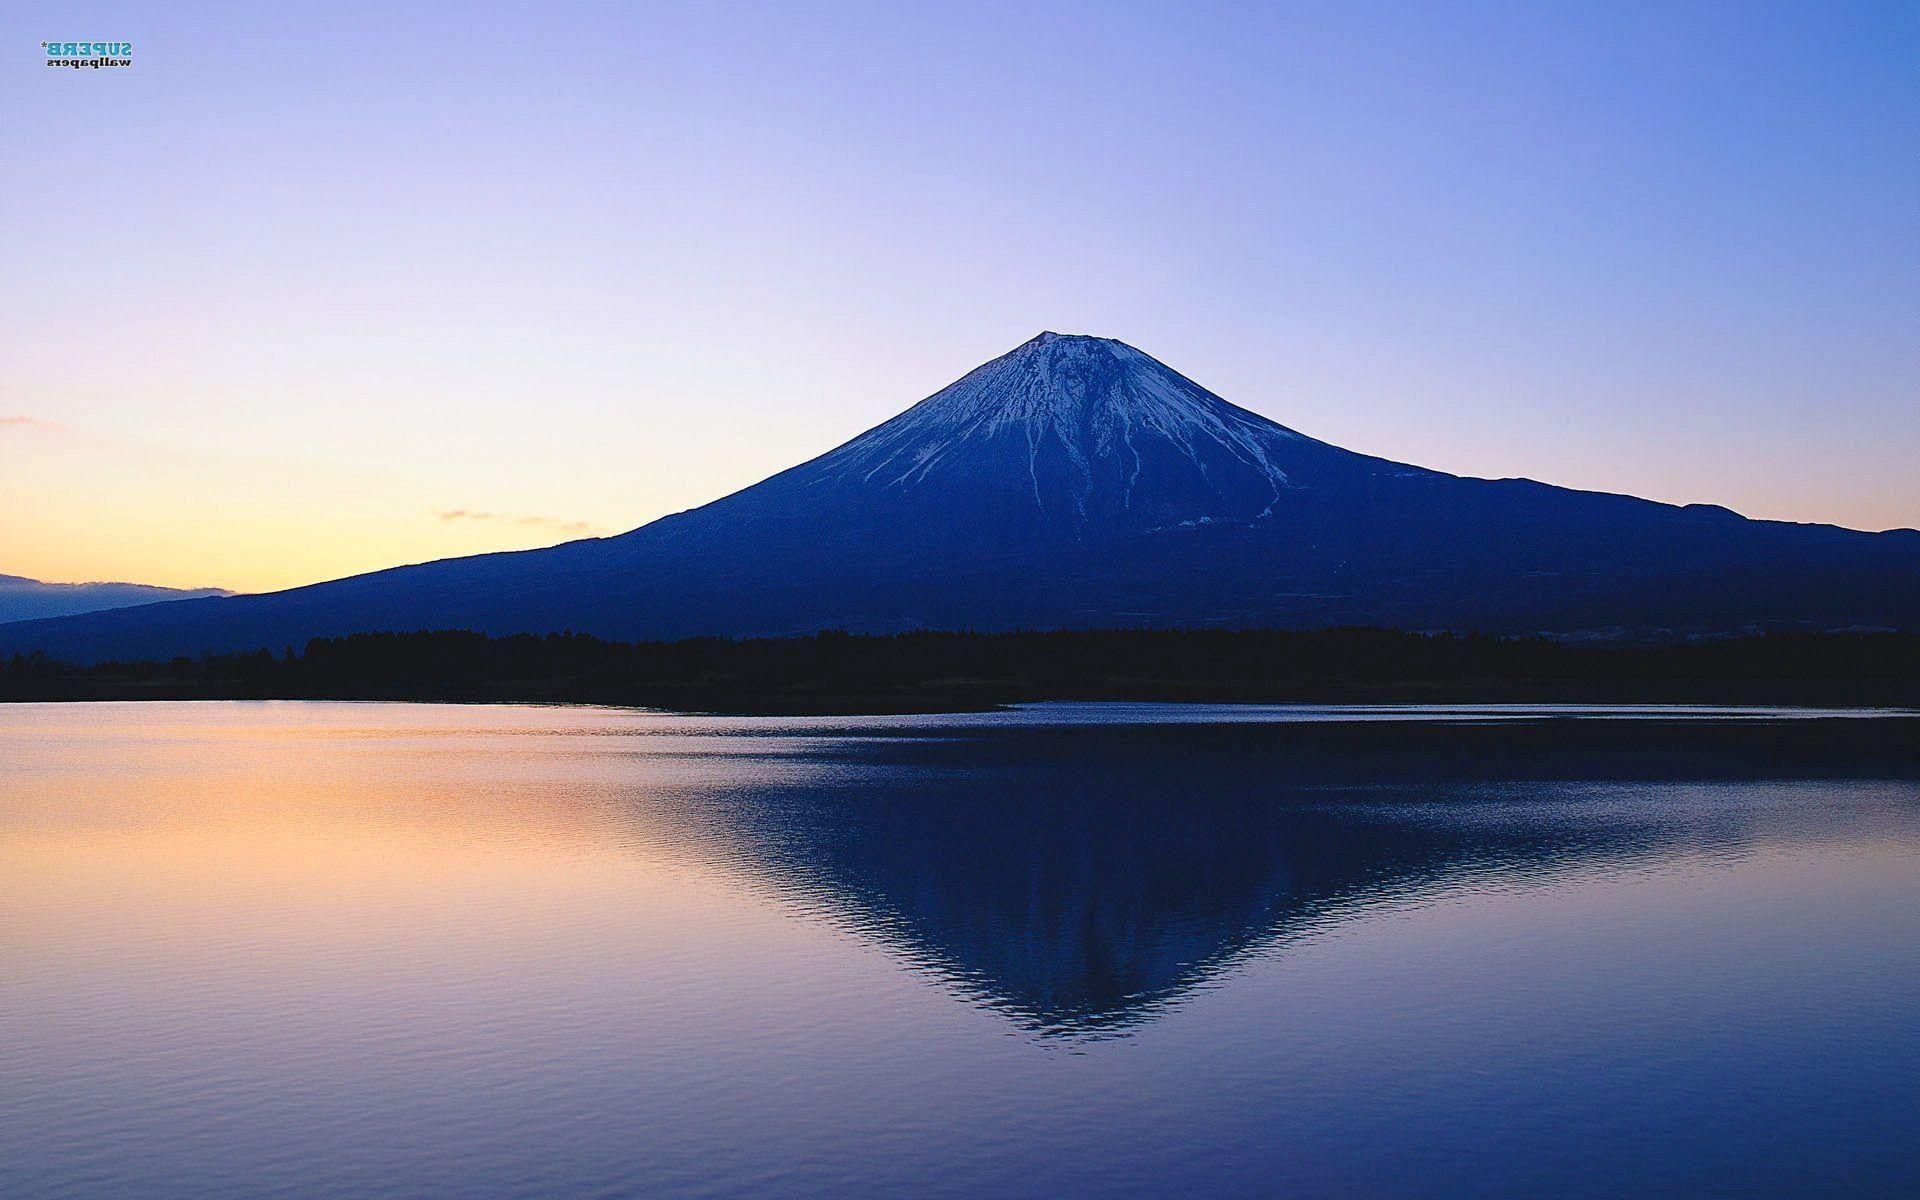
[3, 702, 1916, 1199]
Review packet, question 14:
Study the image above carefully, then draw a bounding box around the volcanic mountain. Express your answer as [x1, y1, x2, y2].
[4, 332, 1916, 661]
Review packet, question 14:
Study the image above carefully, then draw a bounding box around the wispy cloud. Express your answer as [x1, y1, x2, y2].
[436, 508, 599, 535]
[0, 415, 60, 430]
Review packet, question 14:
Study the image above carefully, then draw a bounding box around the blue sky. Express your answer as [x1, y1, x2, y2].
[3, 1, 1915, 589]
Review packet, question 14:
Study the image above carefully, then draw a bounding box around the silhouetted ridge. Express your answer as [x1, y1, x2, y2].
[0, 573, 230, 624]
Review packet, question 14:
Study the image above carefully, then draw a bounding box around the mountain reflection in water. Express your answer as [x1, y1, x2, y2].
[644, 714, 1920, 1036]
[4, 703, 1917, 1200]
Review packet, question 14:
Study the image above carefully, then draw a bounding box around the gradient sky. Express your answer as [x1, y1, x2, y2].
[3, 1, 1916, 593]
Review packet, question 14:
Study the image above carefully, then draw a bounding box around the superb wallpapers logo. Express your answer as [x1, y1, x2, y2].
[44, 41, 134, 69]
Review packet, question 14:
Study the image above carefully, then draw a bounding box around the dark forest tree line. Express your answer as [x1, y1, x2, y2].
[4, 627, 1918, 711]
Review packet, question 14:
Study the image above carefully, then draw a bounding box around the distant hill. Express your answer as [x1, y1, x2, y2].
[0, 573, 229, 625]
[1, 332, 1915, 663]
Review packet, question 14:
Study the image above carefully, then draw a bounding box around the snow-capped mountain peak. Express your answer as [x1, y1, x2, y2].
[810, 333, 1346, 533]
[9, 330, 1912, 665]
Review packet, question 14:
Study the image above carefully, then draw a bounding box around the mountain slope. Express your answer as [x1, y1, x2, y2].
[3, 333, 1916, 662]
[0, 574, 229, 625]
